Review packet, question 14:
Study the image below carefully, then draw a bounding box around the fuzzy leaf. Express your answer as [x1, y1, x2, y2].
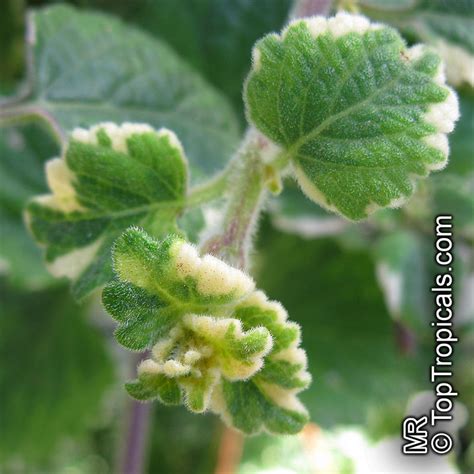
[183, 314, 273, 380]
[125, 372, 182, 405]
[234, 291, 301, 354]
[360, 0, 474, 87]
[102, 228, 310, 434]
[26, 124, 188, 299]
[217, 379, 308, 435]
[103, 228, 256, 351]
[245, 12, 459, 220]
[270, 93, 473, 237]
[5, 5, 239, 180]
[258, 355, 310, 390]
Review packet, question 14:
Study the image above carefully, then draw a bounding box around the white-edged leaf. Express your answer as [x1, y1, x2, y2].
[245, 12, 459, 220]
[26, 124, 189, 299]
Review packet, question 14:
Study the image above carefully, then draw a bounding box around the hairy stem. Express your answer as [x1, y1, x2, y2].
[200, 130, 280, 471]
[201, 130, 278, 270]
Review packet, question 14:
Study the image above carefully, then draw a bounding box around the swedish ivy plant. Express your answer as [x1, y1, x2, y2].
[20, 10, 459, 437]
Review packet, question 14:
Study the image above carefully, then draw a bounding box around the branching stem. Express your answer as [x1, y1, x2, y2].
[200, 129, 281, 472]
[201, 129, 281, 270]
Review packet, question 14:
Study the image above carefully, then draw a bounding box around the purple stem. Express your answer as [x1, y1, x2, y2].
[118, 353, 153, 474]
[394, 321, 417, 356]
[292, 0, 332, 18]
[120, 400, 152, 474]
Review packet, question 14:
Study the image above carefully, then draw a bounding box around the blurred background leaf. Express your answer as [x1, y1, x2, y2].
[374, 230, 431, 332]
[3, 4, 241, 181]
[2, 0, 293, 119]
[358, 0, 474, 87]
[447, 91, 474, 176]
[148, 406, 220, 474]
[0, 124, 58, 289]
[83, 0, 293, 115]
[55, 0, 293, 117]
[0, 0, 25, 96]
[456, 326, 474, 473]
[0, 283, 114, 466]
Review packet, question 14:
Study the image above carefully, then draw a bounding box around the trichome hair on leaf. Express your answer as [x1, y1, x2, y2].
[102, 227, 311, 435]
[245, 12, 460, 220]
[25, 122, 189, 299]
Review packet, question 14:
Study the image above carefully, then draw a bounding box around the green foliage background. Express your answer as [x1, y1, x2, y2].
[0, 0, 472, 472]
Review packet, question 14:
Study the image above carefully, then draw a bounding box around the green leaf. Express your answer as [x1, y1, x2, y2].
[5, 4, 239, 180]
[258, 358, 309, 389]
[0, 125, 58, 289]
[245, 12, 459, 220]
[26, 124, 189, 299]
[217, 379, 308, 435]
[102, 228, 310, 434]
[183, 314, 273, 380]
[360, 0, 474, 87]
[270, 91, 473, 238]
[0, 284, 114, 464]
[103, 228, 256, 351]
[125, 372, 182, 405]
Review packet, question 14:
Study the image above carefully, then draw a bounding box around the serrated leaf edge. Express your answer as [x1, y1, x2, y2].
[248, 13, 460, 220]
